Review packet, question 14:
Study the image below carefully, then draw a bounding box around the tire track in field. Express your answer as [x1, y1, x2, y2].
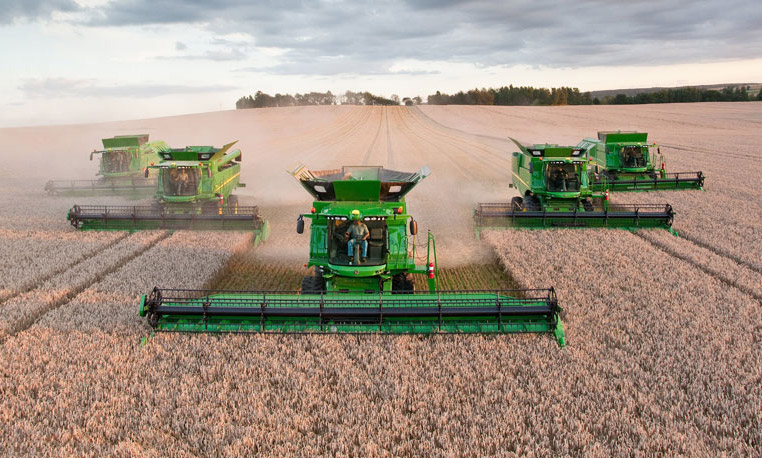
[676, 231, 762, 276]
[392, 108, 480, 181]
[385, 108, 396, 168]
[633, 231, 762, 302]
[0, 231, 171, 340]
[266, 106, 373, 165]
[661, 143, 759, 161]
[301, 107, 384, 166]
[410, 107, 512, 164]
[0, 232, 130, 308]
[361, 108, 386, 165]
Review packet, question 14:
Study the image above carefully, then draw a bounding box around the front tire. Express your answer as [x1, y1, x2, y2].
[510, 196, 523, 211]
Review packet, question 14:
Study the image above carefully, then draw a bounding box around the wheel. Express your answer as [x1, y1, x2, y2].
[201, 202, 219, 214]
[583, 198, 593, 212]
[313, 267, 326, 291]
[227, 195, 239, 213]
[523, 195, 540, 211]
[392, 273, 414, 293]
[301, 276, 318, 294]
[510, 196, 523, 211]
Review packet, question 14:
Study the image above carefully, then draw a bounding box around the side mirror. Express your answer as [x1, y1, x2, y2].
[144, 168, 150, 178]
[90, 152, 95, 161]
[296, 216, 304, 234]
[409, 219, 418, 236]
[529, 163, 534, 173]
[508, 183, 514, 188]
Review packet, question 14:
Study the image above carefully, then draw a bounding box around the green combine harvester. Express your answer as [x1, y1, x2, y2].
[139, 164, 565, 346]
[474, 139, 676, 237]
[577, 131, 704, 192]
[45, 134, 169, 197]
[67, 141, 268, 243]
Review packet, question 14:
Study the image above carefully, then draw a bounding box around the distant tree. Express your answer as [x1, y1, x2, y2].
[236, 95, 255, 109]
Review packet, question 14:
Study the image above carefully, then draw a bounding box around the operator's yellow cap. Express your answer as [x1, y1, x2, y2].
[351, 209, 361, 220]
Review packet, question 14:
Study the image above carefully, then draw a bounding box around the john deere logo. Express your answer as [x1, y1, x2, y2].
[354, 270, 359, 275]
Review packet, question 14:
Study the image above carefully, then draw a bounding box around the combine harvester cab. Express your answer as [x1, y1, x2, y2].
[139, 164, 566, 347]
[67, 141, 268, 243]
[474, 139, 676, 237]
[44, 134, 168, 198]
[578, 131, 704, 192]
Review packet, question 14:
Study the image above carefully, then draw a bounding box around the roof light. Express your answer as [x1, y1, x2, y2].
[311, 207, 316, 213]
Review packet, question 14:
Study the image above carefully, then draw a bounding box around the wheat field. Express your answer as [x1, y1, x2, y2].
[0, 103, 761, 455]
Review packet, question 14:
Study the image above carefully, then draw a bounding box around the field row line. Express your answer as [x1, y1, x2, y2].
[676, 231, 762, 276]
[0, 231, 171, 341]
[0, 232, 130, 309]
[634, 232, 762, 303]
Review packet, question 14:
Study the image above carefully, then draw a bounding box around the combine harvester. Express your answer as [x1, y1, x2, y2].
[139, 164, 566, 347]
[474, 139, 676, 237]
[67, 141, 268, 243]
[578, 131, 704, 192]
[45, 134, 169, 197]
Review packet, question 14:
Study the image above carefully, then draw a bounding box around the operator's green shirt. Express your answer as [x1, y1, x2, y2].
[347, 222, 369, 241]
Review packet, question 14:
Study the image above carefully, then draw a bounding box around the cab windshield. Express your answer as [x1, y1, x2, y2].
[162, 167, 201, 196]
[327, 217, 387, 266]
[620, 146, 646, 168]
[103, 150, 132, 173]
[545, 163, 580, 192]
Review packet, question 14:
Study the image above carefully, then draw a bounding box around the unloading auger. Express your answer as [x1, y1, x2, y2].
[474, 139, 677, 237]
[140, 164, 565, 346]
[578, 131, 705, 192]
[67, 141, 268, 243]
[45, 134, 168, 198]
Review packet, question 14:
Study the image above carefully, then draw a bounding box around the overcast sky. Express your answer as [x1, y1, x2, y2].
[1, 0, 761, 126]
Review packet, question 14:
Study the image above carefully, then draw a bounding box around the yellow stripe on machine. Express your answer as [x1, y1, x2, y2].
[214, 172, 240, 193]
[512, 172, 531, 190]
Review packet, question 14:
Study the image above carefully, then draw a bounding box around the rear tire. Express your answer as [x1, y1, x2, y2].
[583, 198, 593, 212]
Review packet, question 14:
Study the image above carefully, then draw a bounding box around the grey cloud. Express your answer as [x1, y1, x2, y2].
[61, 0, 762, 69]
[19, 78, 235, 98]
[172, 48, 247, 61]
[0, 0, 80, 24]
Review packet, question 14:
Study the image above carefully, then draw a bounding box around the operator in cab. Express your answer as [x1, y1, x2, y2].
[346, 209, 369, 262]
[549, 165, 568, 192]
